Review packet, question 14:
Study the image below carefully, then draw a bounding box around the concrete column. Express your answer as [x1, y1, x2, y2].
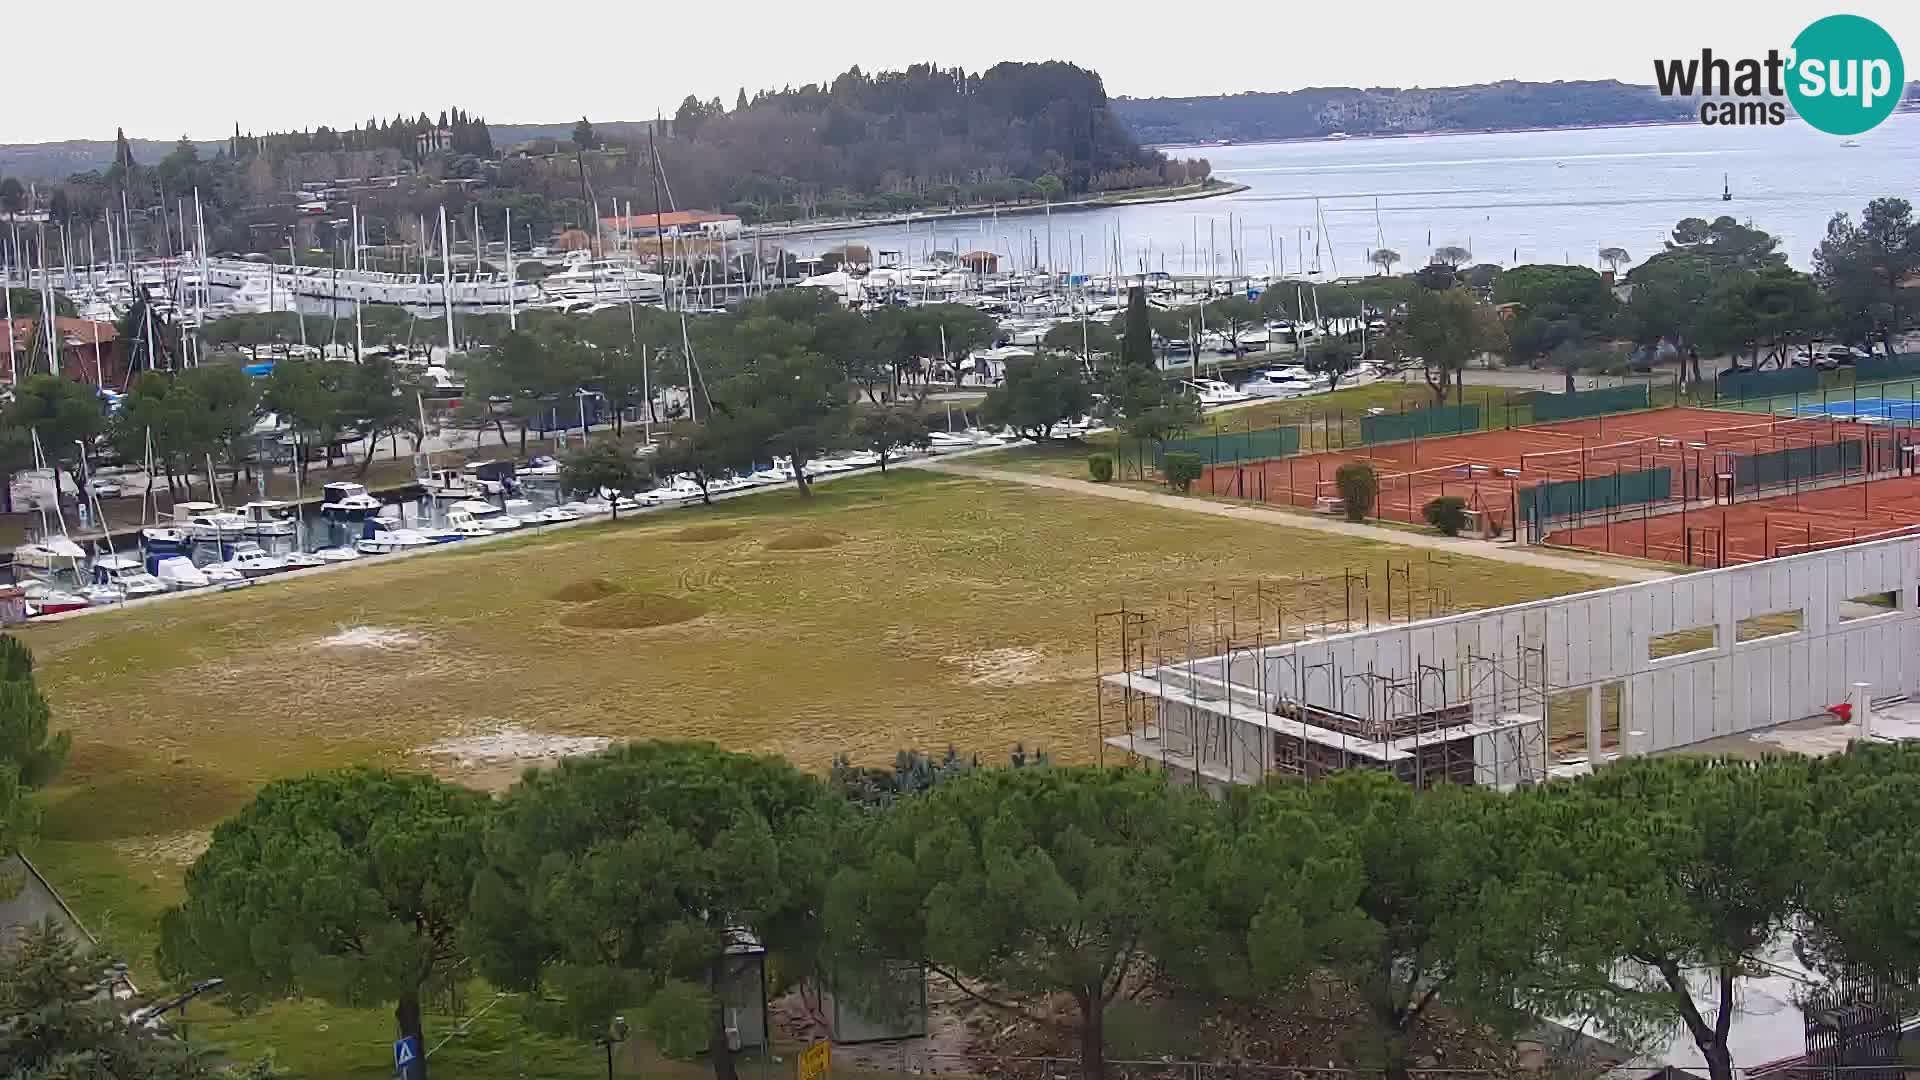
[1586, 689, 1603, 766]
[1850, 682, 1873, 740]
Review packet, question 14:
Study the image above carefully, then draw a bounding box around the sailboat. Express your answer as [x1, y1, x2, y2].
[13, 431, 91, 614]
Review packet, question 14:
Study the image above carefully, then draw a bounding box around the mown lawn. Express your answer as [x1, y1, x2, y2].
[18, 469, 1609, 1076]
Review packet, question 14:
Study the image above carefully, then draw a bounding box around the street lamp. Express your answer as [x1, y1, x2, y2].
[595, 1015, 630, 1080]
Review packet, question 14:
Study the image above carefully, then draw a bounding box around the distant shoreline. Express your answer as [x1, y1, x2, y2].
[1145, 118, 1701, 152]
[742, 181, 1251, 242]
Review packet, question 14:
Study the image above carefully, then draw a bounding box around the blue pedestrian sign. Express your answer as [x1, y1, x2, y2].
[394, 1035, 421, 1075]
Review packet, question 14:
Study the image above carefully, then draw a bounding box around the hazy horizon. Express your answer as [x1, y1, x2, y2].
[5, 0, 1914, 146]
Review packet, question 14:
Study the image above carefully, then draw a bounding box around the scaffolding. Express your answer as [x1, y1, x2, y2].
[1094, 560, 1549, 792]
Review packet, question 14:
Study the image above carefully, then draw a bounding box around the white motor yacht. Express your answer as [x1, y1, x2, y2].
[1184, 379, 1255, 407]
[527, 506, 582, 524]
[445, 508, 513, 535]
[280, 551, 327, 570]
[90, 554, 168, 599]
[171, 501, 250, 541]
[1241, 368, 1321, 399]
[316, 546, 362, 563]
[320, 482, 383, 520]
[356, 529, 437, 555]
[419, 468, 482, 500]
[239, 500, 297, 537]
[216, 543, 290, 579]
[152, 556, 212, 590]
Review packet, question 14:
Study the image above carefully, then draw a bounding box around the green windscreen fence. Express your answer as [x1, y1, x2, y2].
[1530, 384, 1650, 422]
[1855, 353, 1920, 383]
[1716, 367, 1818, 401]
[1359, 404, 1481, 445]
[1159, 425, 1302, 466]
[1520, 467, 1671, 523]
[1730, 440, 1863, 489]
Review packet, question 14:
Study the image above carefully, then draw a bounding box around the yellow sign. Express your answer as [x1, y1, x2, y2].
[799, 1039, 831, 1080]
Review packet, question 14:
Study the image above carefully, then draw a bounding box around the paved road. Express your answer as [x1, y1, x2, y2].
[910, 458, 1672, 584]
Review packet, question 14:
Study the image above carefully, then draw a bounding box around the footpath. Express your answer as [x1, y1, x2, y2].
[911, 458, 1673, 584]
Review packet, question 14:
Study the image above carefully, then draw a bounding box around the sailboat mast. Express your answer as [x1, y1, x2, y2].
[438, 205, 454, 355]
[505, 206, 516, 331]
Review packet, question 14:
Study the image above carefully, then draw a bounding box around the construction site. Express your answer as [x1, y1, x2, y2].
[1096, 531, 1920, 791]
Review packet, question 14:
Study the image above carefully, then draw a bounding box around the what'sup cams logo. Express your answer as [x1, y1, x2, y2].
[1654, 14, 1905, 134]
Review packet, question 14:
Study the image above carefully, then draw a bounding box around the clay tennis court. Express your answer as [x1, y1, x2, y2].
[1198, 407, 1866, 535]
[1550, 472, 1920, 567]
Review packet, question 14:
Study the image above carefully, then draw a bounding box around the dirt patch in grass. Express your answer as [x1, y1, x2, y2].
[550, 577, 627, 603]
[558, 591, 706, 630]
[765, 529, 843, 551]
[314, 625, 421, 649]
[670, 525, 742, 543]
[40, 760, 254, 843]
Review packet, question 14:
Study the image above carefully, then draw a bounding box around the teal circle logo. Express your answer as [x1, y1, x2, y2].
[1787, 14, 1905, 135]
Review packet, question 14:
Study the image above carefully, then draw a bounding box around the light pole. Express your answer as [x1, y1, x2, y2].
[595, 1015, 630, 1080]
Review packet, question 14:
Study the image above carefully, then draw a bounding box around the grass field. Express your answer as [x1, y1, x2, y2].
[17, 469, 1610, 1075]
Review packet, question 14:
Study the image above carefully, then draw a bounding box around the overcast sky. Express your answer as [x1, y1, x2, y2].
[7, 0, 1916, 144]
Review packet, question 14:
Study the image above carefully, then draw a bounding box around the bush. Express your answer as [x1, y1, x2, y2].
[1423, 495, 1470, 536]
[1162, 451, 1203, 493]
[1334, 462, 1378, 521]
[1088, 453, 1114, 482]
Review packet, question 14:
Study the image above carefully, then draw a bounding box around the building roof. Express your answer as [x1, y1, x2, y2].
[601, 209, 738, 230]
[2, 317, 120, 358]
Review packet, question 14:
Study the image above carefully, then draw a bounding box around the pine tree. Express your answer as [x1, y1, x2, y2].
[736, 87, 749, 112]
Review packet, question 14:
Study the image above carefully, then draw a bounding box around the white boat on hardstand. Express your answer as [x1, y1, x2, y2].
[1185, 379, 1255, 407]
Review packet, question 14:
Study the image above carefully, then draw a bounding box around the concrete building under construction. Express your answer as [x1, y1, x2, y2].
[1100, 534, 1920, 791]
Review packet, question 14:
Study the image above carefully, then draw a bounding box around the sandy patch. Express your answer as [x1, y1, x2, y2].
[314, 625, 421, 649]
[942, 647, 1074, 687]
[112, 829, 213, 867]
[418, 723, 613, 768]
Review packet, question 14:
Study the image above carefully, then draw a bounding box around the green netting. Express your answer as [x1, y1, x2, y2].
[1730, 440, 1863, 489]
[1716, 367, 1818, 401]
[1159, 425, 1302, 466]
[1519, 467, 1671, 523]
[1855, 353, 1920, 383]
[1530, 383, 1650, 422]
[1359, 404, 1481, 445]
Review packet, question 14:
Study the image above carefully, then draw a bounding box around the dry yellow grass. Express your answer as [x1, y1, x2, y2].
[548, 576, 628, 603]
[764, 527, 845, 551]
[24, 472, 1612, 784]
[557, 590, 707, 629]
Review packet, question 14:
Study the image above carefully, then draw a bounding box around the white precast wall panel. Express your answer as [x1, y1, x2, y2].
[1245, 533, 1920, 760]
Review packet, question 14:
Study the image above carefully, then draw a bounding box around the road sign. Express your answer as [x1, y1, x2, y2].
[798, 1039, 831, 1080]
[394, 1035, 420, 1076]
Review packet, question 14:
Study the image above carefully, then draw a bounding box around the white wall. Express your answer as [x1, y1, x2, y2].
[1233, 535, 1920, 759]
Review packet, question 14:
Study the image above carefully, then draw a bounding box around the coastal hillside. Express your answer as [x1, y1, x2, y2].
[1111, 80, 1695, 143]
[1113, 78, 1920, 144]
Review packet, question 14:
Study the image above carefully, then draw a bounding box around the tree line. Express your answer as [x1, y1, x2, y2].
[143, 735, 1920, 1080]
[1355, 197, 1920, 399]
